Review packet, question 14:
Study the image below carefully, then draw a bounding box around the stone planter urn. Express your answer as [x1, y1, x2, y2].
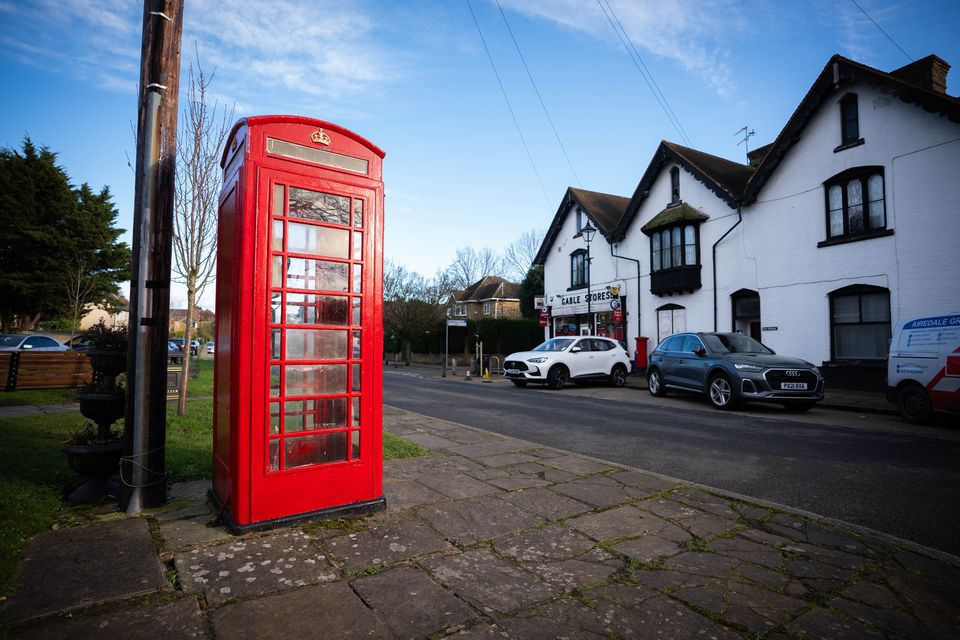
[63, 391, 126, 503]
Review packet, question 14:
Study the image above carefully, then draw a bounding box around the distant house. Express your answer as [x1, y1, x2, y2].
[535, 53, 960, 390]
[447, 276, 522, 320]
[80, 298, 129, 330]
[169, 307, 216, 335]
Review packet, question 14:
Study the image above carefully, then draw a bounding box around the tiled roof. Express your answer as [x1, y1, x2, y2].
[533, 187, 630, 265]
[453, 276, 520, 302]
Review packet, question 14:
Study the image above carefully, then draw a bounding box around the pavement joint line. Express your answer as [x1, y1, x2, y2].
[385, 403, 960, 569]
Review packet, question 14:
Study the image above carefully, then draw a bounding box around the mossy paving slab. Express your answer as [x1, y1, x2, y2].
[3, 518, 167, 622]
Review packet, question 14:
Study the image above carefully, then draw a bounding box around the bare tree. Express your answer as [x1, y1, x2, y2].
[445, 246, 503, 290]
[63, 255, 95, 334]
[383, 261, 445, 363]
[172, 55, 234, 415]
[502, 229, 545, 282]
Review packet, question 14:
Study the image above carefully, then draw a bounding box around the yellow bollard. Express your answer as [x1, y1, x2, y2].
[483, 368, 492, 383]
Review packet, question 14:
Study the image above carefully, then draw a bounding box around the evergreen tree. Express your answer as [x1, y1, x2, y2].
[0, 139, 130, 331]
[519, 265, 544, 319]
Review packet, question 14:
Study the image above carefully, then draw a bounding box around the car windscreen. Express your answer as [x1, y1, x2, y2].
[0, 335, 22, 347]
[532, 338, 575, 352]
[702, 333, 773, 354]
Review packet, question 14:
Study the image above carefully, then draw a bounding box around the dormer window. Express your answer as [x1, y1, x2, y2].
[670, 167, 680, 204]
[836, 93, 863, 151]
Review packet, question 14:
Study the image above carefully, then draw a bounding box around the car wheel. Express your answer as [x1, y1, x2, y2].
[547, 365, 567, 390]
[511, 379, 528, 388]
[897, 384, 933, 425]
[647, 368, 667, 397]
[781, 402, 815, 412]
[609, 364, 627, 387]
[708, 374, 737, 410]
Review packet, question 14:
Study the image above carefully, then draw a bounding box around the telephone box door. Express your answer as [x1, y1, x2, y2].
[251, 167, 382, 523]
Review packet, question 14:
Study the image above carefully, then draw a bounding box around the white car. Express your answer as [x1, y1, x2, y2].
[206, 341, 215, 354]
[503, 336, 632, 390]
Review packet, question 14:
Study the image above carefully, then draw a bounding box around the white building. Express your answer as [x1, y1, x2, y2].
[534, 54, 960, 390]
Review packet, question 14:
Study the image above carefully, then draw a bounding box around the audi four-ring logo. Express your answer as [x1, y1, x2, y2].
[785, 370, 801, 377]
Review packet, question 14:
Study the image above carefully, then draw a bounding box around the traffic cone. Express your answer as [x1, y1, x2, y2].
[483, 368, 491, 383]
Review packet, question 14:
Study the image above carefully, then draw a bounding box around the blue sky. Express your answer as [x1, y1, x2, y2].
[2, 0, 959, 308]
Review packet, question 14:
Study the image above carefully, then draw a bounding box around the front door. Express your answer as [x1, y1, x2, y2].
[251, 167, 378, 522]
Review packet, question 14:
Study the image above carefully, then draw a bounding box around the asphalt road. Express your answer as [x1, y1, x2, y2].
[383, 370, 960, 556]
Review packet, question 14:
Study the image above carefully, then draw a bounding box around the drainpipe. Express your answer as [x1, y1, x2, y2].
[610, 243, 642, 345]
[712, 201, 743, 331]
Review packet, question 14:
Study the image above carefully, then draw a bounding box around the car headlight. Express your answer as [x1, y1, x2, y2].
[527, 357, 549, 363]
[733, 363, 763, 372]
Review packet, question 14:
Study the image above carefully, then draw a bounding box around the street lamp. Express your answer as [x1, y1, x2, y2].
[580, 219, 597, 335]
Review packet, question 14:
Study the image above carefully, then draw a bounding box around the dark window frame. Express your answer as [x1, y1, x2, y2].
[670, 167, 681, 204]
[650, 222, 701, 273]
[820, 166, 889, 245]
[840, 93, 860, 144]
[828, 285, 891, 362]
[570, 249, 588, 289]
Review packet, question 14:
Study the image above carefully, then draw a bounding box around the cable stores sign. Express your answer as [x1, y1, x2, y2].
[547, 281, 625, 316]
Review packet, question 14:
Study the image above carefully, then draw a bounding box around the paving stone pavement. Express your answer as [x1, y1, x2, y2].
[3, 405, 960, 639]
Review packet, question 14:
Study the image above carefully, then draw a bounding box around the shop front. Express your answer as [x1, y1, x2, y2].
[545, 281, 627, 345]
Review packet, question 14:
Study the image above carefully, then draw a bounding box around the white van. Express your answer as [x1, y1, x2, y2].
[887, 312, 960, 424]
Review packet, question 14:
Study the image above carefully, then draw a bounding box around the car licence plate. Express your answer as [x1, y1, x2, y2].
[781, 382, 807, 390]
[505, 369, 520, 376]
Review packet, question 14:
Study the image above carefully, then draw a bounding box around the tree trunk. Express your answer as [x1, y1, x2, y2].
[177, 285, 196, 416]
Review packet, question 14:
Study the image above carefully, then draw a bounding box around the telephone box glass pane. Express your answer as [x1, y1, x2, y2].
[286, 258, 348, 292]
[271, 293, 282, 323]
[352, 231, 362, 260]
[273, 184, 285, 215]
[272, 220, 284, 251]
[286, 293, 348, 325]
[352, 298, 361, 325]
[270, 403, 280, 435]
[284, 433, 348, 469]
[351, 431, 360, 459]
[287, 221, 349, 258]
[285, 329, 347, 360]
[352, 364, 361, 392]
[284, 398, 347, 432]
[270, 366, 281, 397]
[269, 440, 280, 471]
[352, 331, 361, 359]
[289, 187, 350, 225]
[285, 364, 347, 396]
[352, 397, 360, 427]
[353, 199, 363, 228]
[271, 330, 281, 359]
[272, 256, 284, 287]
[352, 264, 363, 293]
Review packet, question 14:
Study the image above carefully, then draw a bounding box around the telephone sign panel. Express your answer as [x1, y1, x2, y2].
[212, 116, 386, 532]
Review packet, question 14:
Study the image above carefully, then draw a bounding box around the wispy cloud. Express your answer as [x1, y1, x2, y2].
[497, 0, 742, 99]
[0, 0, 404, 113]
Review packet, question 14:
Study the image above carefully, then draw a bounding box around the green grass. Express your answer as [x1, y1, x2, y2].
[185, 358, 214, 397]
[0, 400, 213, 597]
[383, 430, 431, 460]
[0, 387, 78, 407]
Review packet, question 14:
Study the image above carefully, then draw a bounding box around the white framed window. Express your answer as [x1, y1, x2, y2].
[483, 301, 491, 316]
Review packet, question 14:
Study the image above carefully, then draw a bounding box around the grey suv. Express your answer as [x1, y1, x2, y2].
[646, 332, 824, 411]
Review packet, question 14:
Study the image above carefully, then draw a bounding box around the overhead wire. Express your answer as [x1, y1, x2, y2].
[848, 0, 913, 62]
[596, 0, 693, 147]
[466, 0, 554, 211]
[495, 0, 582, 187]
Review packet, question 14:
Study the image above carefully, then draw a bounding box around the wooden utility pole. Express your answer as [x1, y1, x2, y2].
[121, 0, 184, 512]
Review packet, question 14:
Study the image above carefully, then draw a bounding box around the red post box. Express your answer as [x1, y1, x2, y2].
[212, 116, 386, 532]
[635, 336, 649, 374]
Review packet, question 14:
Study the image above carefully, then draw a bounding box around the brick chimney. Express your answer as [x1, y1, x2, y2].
[890, 55, 950, 94]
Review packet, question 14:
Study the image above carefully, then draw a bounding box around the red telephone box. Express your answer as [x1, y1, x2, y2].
[212, 115, 386, 532]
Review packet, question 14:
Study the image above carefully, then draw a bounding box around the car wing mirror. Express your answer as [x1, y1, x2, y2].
[571, 347, 582, 353]
[21, 344, 33, 350]
[693, 346, 706, 357]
